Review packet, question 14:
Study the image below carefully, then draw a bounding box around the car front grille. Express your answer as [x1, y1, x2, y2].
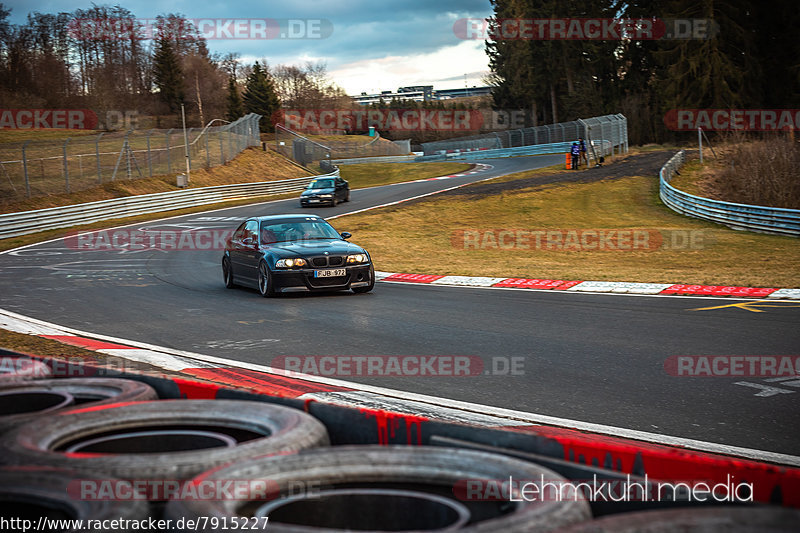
[310, 256, 344, 267]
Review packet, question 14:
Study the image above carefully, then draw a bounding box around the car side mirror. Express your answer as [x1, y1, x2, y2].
[242, 237, 255, 248]
[340, 232, 351, 240]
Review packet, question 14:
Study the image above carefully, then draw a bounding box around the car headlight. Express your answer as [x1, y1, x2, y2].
[275, 258, 307, 268]
[346, 253, 368, 264]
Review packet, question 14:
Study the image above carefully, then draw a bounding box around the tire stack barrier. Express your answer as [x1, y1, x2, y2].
[0, 350, 798, 531]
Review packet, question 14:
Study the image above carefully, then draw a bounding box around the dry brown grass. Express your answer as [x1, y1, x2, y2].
[0, 148, 310, 214]
[672, 136, 800, 209]
[338, 173, 800, 287]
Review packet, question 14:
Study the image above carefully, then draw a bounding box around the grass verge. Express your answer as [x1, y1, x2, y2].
[0, 328, 101, 359]
[336, 169, 799, 287]
[1, 148, 311, 213]
[341, 162, 473, 188]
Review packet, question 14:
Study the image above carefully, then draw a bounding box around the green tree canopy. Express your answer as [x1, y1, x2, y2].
[243, 61, 281, 132]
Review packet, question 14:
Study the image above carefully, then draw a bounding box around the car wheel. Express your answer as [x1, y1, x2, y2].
[331, 196, 338, 207]
[258, 261, 274, 297]
[222, 257, 235, 288]
[352, 264, 375, 294]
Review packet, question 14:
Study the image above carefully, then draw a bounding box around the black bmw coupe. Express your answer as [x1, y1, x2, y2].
[222, 215, 374, 297]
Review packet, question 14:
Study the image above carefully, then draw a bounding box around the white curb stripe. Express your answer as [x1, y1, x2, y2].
[431, 276, 508, 287]
[568, 281, 675, 294]
[768, 289, 800, 300]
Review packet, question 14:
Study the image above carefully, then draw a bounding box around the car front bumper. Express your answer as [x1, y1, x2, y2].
[300, 196, 335, 206]
[271, 264, 372, 292]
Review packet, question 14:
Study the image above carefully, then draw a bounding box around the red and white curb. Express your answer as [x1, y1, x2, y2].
[376, 272, 800, 299]
[2, 306, 799, 468]
[411, 163, 493, 181]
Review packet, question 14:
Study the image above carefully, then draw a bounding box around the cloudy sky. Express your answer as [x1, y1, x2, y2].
[5, 0, 493, 95]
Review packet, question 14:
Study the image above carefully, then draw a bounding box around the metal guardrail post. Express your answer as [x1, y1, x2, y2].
[21, 141, 31, 198]
[62, 138, 70, 193]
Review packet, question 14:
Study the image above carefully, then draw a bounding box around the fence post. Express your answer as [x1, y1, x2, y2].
[21, 141, 31, 198]
[62, 138, 70, 193]
[698, 127, 703, 164]
[166, 129, 174, 173]
[146, 130, 154, 177]
[95, 133, 104, 183]
[228, 124, 234, 162]
[186, 128, 193, 171]
[205, 128, 211, 168]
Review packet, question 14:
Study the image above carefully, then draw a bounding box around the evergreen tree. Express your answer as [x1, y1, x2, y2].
[226, 75, 244, 122]
[242, 61, 280, 132]
[152, 36, 184, 113]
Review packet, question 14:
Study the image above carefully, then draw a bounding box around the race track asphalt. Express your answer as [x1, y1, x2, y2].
[1, 152, 798, 456]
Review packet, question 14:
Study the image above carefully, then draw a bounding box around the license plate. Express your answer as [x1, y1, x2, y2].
[308, 199, 319, 203]
[314, 269, 346, 278]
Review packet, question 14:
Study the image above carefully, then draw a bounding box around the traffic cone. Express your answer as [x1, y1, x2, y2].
[565, 152, 571, 169]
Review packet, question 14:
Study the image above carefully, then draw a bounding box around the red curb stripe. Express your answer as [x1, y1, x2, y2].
[383, 273, 445, 283]
[660, 285, 778, 297]
[181, 368, 352, 398]
[40, 335, 135, 351]
[493, 279, 582, 290]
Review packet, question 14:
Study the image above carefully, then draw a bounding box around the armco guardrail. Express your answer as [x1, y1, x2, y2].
[659, 151, 800, 237]
[0, 170, 337, 239]
[331, 155, 417, 165]
[415, 140, 612, 162]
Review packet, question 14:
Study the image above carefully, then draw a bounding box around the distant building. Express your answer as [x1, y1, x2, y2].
[351, 85, 491, 105]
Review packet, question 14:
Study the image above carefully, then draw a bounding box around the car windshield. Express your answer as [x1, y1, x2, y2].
[307, 179, 334, 189]
[259, 220, 342, 244]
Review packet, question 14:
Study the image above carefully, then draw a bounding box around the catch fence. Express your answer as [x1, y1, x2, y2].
[0, 114, 261, 202]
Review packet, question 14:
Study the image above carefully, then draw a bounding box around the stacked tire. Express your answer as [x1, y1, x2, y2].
[1, 368, 797, 531]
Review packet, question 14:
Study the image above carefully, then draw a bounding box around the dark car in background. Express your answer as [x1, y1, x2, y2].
[299, 176, 350, 207]
[222, 214, 374, 297]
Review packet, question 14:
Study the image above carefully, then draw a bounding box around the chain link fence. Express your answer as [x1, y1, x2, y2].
[420, 114, 628, 157]
[274, 125, 409, 171]
[0, 114, 261, 202]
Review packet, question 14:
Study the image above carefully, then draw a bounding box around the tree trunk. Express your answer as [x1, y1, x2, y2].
[550, 84, 558, 124]
[195, 70, 204, 127]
